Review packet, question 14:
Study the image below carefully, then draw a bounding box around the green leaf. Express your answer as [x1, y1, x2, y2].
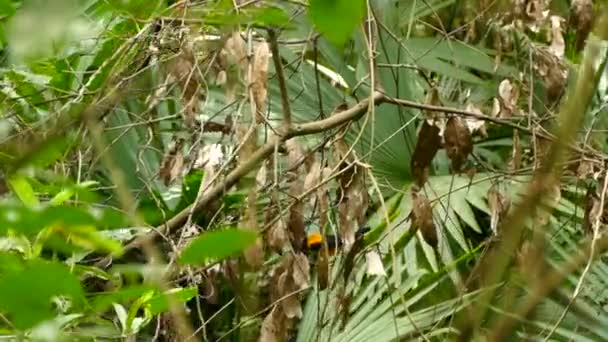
[91, 285, 156, 313]
[8, 175, 39, 207]
[0, 0, 16, 18]
[146, 287, 198, 315]
[179, 228, 258, 265]
[0, 258, 85, 329]
[308, 0, 366, 48]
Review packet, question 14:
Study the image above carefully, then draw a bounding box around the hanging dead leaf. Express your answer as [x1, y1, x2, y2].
[548, 16, 565, 58]
[220, 32, 247, 103]
[278, 272, 302, 319]
[292, 253, 310, 290]
[251, 41, 270, 123]
[159, 138, 185, 186]
[583, 185, 602, 236]
[411, 119, 442, 187]
[444, 116, 473, 173]
[365, 250, 386, 276]
[498, 79, 520, 117]
[167, 48, 201, 126]
[491, 98, 501, 118]
[411, 190, 437, 248]
[576, 159, 595, 180]
[464, 104, 488, 138]
[488, 184, 511, 235]
[569, 0, 594, 52]
[260, 306, 283, 342]
[423, 87, 442, 121]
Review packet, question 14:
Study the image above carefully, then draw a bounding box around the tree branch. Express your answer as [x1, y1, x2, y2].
[268, 29, 293, 128]
[125, 92, 385, 251]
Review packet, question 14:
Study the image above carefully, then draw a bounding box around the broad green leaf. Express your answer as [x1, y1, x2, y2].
[179, 228, 258, 265]
[0, 0, 16, 17]
[8, 175, 39, 207]
[308, 0, 366, 48]
[0, 258, 85, 329]
[146, 287, 198, 315]
[91, 285, 157, 313]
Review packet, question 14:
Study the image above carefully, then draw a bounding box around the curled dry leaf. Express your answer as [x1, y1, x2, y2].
[159, 137, 186, 186]
[270, 253, 310, 322]
[498, 79, 519, 117]
[260, 306, 283, 342]
[488, 184, 511, 235]
[576, 159, 595, 180]
[285, 140, 307, 251]
[464, 104, 488, 138]
[444, 116, 473, 173]
[423, 87, 442, 121]
[220, 32, 247, 102]
[168, 48, 201, 126]
[548, 16, 565, 59]
[583, 185, 602, 236]
[251, 41, 270, 123]
[365, 250, 386, 276]
[411, 190, 437, 248]
[570, 0, 594, 52]
[411, 119, 442, 187]
[333, 129, 369, 249]
[509, 130, 522, 171]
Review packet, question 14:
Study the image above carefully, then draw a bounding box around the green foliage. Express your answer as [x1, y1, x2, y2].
[179, 228, 259, 266]
[0, 258, 85, 329]
[0, 0, 605, 340]
[308, 0, 366, 48]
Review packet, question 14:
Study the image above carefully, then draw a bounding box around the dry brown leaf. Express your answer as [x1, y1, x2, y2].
[464, 104, 488, 138]
[510, 129, 522, 171]
[423, 88, 442, 121]
[411, 190, 437, 248]
[576, 159, 595, 180]
[333, 131, 369, 249]
[159, 138, 185, 186]
[583, 186, 602, 235]
[220, 32, 247, 103]
[278, 272, 302, 319]
[570, 0, 594, 52]
[548, 16, 565, 58]
[259, 306, 283, 342]
[411, 119, 442, 187]
[168, 48, 201, 126]
[251, 41, 270, 123]
[444, 116, 473, 173]
[284, 140, 307, 251]
[365, 250, 386, 276]
[267, 219, 288, 253]
[488, 184, 510, 235]
[498, 79, 519, 117]
[291, 253, 310, 290]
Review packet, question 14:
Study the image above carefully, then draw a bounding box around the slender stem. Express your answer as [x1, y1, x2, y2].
[268, 29, 292, 128]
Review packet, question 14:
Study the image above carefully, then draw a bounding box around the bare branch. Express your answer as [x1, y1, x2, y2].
[268, 29, 293, 128]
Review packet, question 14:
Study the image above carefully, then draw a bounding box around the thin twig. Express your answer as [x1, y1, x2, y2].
[268, 29, 292, 128]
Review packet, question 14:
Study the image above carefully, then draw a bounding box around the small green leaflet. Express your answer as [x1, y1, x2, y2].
[179, 228, 258, 265]
[308, 0, 366, 48]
